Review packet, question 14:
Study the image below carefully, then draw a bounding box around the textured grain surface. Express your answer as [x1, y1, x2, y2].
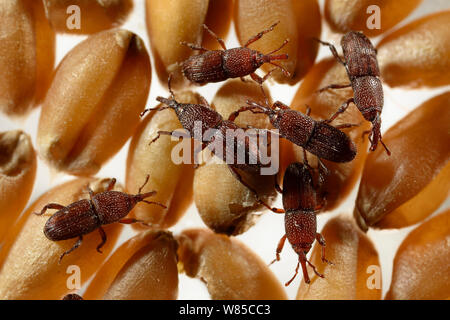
[297, 216, 381, 300]
[84, 230, 178, 300]
[386, 210, 450, 300]
[146, 0, 232, 88]
[0, 0, 55, 116]
[325, 0, 422, 37]
[38, 29, 151, 176]
[354, 92, 450, 231]
[377, 11, 450, 88]
[0, 130, 36, 243]
[178, 229, 287, 300]
[43, 0, 133, 34]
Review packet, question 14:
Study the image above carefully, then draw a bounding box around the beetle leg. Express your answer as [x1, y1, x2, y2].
[249, 71, 274, 106]
[274, 172, 282, 193]
[269, 234, 287, 266]
[316, 233, 333, 265]
[272, 101, 290, 110]
[59, 236, 83, 264]
[34, 203, 66, 215]
[316, 82, 351, 94]
[244, 21, 280, 48]
[268, 62, 291, 77]
[306, 259, 325, 279]
[285, 261, 301, 286]
[197, 94, 211, 108]
[118, 218, 151, 227]
[149, 130, 190, 146]
[314, 38, 346, 66]
[202, 24, 227, 50]
[140, 105, 170, 118]
[180, 41, 208, 53]
[227, 165, 278, 212]
[324, 98, 354, 124]
[259, 200, 285, 214]
[96, 227, 107, 253]
[305, 105, 312, 116]
[141, 200, 167, 209]
[193, 141, 210, 168]
[137, 175, 150, 195]
[106, 178, 116, 191]
[316, 158, 329, 189]
[228, 105, 266, 122]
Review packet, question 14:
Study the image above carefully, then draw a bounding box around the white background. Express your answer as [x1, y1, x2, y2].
[1, 0, 449, 299]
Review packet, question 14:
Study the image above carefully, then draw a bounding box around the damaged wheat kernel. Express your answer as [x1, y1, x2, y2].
[297, 216, 381, 300]
[354, 92, 450, 231]
[0, 0, 55, 116]
[84, 230, 178, 300]
[0, 178, 123, 300]
[0, 130, 36, 243]
[193, 80, 276, 235]
[43, 0, 133, 34]
[38, 29, 151, 176]
[126, 91, 200, 228]
[177, 229, 287, 300]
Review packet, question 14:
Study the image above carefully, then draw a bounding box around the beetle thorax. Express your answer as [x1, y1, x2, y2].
[92, 191, 134, 225]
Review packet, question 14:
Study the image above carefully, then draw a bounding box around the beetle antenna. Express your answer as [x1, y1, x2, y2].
[266, 39, 289, 56]
[268, 62, 291, 77]
[380, 138, 391, 156]
[140, 105, 170, 117]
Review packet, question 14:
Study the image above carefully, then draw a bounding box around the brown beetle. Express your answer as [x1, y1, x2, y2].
[229, 99, 357, 164]
[62, 293, 83, 300]
[181, 22, 290, 85]
[35, 176, 165, 262]
[316, 31, 390, 155]
[267, 161, 332, 285]
[141, 77, 275, 199]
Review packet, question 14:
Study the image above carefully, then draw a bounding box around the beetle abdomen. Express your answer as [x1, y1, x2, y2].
[182, 50, 228, 84]
[307, 122, 357, 163]
[44, 200, 99, 241]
